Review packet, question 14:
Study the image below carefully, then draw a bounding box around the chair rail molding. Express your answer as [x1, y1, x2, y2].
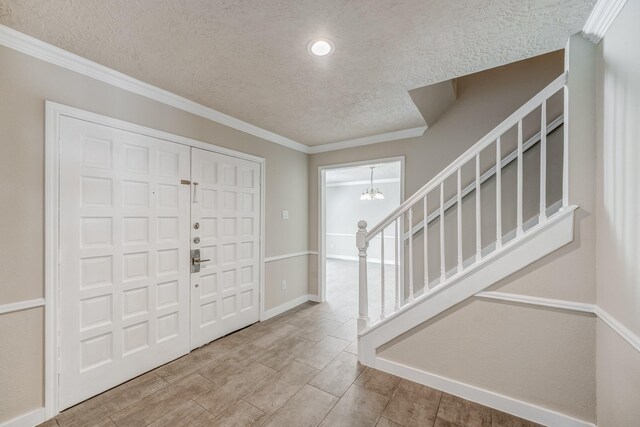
[0, 298, 45, 315]
[264, 250, 317, 263]
[477, 292, 640, 354]
[582, 0, 628, 43]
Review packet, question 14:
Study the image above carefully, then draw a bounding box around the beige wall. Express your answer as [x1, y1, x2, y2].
[0, 45, 309, 422]
[0, 308, 44, 423]
[379, 299, 596, 420]
[310, 44, 600, 421]
[308, 50, 567, 295]
[595, 0, 640, 424]
[4, 11, 640, 423]
[264, 256, 310, 310]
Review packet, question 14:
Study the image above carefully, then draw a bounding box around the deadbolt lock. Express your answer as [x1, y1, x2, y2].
[193, 222, 200, 229]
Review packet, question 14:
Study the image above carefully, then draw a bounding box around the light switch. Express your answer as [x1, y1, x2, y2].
[282, 210, 289, 220]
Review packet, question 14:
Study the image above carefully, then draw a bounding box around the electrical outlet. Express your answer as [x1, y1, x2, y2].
[281, 280, 287, 291]
[282, 210, 289, 220]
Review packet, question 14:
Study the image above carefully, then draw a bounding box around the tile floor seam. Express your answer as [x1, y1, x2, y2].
[238, 398, 272, 426]
[377, 384, 397, 425]
[190, 397, 218, 420]
[77, 373, 172, 427]
[433, 392, 444, 427]
[239, 398, 266, 414]
[311, 383, 341, 427]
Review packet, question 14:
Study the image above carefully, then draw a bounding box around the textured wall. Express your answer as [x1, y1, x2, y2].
[595, 0, 640, 424]
[0, 45, 309, 423]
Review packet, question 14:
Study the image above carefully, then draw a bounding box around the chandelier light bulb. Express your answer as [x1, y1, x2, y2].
[360, 167, 384, 201]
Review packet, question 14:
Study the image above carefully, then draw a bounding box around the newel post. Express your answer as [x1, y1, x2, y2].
[356, 220, 370, 332]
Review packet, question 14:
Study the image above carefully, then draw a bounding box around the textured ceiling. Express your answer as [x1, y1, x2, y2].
[0, 0, 595, 146]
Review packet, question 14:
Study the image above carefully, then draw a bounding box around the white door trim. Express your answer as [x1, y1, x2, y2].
[44, 101, 266, 419]
[317, 156, 405, 303]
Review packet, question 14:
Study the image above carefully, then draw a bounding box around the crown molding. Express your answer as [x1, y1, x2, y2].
[0, 24, 430, 155]
[582, 0, 628, 43]
[0, 24, 311, 153]
[308, 126, 427, 154]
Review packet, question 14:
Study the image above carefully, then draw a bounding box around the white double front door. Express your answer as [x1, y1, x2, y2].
[58, 116, 261, 410]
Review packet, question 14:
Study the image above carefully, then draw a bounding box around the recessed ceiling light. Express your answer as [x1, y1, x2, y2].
[307, 38, 335, 57]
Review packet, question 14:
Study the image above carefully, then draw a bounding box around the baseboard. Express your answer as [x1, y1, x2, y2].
[307, 294, 322, 303]
[262, 294, 313, 320]
[374, 358, 595, 427]
[0, 407, 46, 427]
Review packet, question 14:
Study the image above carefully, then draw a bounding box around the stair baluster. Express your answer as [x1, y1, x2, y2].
[457, 169, 463, 273]
[540, 101, 548, 222]
[408, 208, 414, 302]
[356, 220, 369, 330]
[395, 219, 400, 311]
[380, 229, 385, 320]
[440, 182, 446, 283]
[355, 72, 568, 336]
[517, 119, 524, 236]
[423, 196, 429, 289]
[475, 154, 482, 261]
[496, 136, 503, 249]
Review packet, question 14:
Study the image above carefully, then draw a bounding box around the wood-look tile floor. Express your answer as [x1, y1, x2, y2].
[41, 261, 542, 427]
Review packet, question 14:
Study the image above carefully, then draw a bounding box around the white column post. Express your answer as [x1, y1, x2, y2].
[356, 220, 370, 332]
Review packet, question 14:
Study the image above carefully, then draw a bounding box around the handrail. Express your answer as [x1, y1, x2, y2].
[366, 72, 567, 241]
[402, 114, 564, 240]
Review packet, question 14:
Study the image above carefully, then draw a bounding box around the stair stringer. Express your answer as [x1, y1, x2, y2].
[358, 205, 577, 366]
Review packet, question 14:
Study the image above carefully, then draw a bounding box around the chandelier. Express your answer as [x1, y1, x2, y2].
[360, 166, 384, 200]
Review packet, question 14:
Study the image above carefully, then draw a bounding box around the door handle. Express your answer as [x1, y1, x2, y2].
[190, 249, 208, 273]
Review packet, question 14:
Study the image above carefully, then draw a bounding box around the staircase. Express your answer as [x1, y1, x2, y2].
[356, 72, 577, 365]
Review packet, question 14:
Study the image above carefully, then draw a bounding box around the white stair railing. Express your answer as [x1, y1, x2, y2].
[356, 72, 568, 332]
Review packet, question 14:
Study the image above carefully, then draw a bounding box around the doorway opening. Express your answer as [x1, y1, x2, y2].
[318, 158, 404, 310]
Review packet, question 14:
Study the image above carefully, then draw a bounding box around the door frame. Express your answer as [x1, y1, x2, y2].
[44, 101, 266, 418]
[317, 156, 405, 303]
